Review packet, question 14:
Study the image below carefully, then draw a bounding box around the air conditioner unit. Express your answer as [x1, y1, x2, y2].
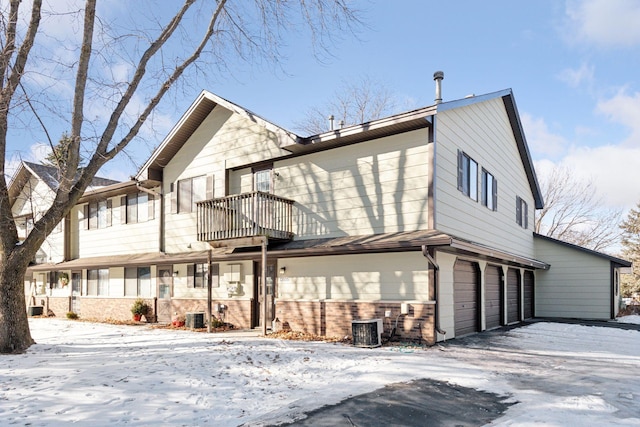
[185, 312, 205, 329]
[352, 318, 383, 348]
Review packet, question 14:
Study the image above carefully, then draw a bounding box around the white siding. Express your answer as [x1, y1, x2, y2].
[77, 193, 160, 258]
[230, 128, 432, 239]
[11, 176, 65, 262]
[435, 97, 535, 258]
[173, 260, 254, 300]
[277, 252, 430, 301]
[163, 106, 291, 253]
[535, 237, 612, 320]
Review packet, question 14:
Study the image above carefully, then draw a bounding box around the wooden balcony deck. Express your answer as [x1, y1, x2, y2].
[196, 192, 294, 242]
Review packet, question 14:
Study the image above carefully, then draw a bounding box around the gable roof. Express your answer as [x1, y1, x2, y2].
[8, 161, 120, 206]
[534, 233, 631, 267]
[437, 89, 544, 209]
[136, 90, 300, 182]
[135, 87, 544, 211]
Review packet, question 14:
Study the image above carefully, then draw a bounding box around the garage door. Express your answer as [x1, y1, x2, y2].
[484, 265, 502, 330]
[506, 268, 520, 324]
[454, 260, 479, 336]
[523, 270, 534, 319]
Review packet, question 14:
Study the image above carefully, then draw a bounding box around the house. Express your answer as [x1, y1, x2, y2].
[19, 73, 631, 343]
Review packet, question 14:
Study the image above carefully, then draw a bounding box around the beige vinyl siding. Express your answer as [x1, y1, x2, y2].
[173, 260, 254, 300]
[77, 194, 159, 258]
[12, 176, 65, 262]
[163, 106, 291, 253]
[435, 97, 535, 258]
[11, 176, 55, 217]
[230, 129, 431, 238]
[277, 252, 430, 301]
[535, 237, 612, 319]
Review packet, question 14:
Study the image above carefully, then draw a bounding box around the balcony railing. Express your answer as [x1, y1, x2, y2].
[196, 191, 295, 242]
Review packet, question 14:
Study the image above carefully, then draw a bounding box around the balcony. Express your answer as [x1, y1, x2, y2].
[196, 192, 295, 242]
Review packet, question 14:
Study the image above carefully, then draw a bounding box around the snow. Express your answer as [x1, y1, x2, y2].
[1, 317, 639, 426]
[617, 314, 640, 324]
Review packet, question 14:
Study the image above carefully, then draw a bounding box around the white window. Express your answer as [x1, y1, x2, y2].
[125, 266, 152, 297]
[516, 196, 528, 228]
[123, 192, 152, 224]
[481, 169, 498, 211]
[87, 268, 109, 296]
[457, 150, 478, 201]
[86, 200, 112, 230]
[253, 168, 272, 193]
[178, 176, 207, 213]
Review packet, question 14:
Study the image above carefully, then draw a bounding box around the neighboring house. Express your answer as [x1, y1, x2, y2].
[19, 77, 631, 343]
[11, 162, 119, 308]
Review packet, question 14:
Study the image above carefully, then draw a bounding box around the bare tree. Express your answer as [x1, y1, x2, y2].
[0, 0, 361, 353]
[293, 76, 405, 135]
[534, 165, 622, 252]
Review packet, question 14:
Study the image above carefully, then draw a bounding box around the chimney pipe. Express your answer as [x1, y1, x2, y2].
[328, 114, 335, 131]
[433, 71, 444, 104]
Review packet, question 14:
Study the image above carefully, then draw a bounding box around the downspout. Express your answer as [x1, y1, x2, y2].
[422, 245, 446, 338]
[136, 182, 164, 252]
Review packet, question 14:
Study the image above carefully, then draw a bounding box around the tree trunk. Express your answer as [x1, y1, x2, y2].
[0, 255, 34, 353]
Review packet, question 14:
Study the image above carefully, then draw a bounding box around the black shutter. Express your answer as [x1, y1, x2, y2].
[106, 199, 113, 227]
[457, 150, 464, 191]
[148, 194, 155, 220]
[516, 196, 522, 225]
[492, 178, 498, 211]
[187, 264, 195, 287]
[83, 204, 89, 230]
[170, 182, 178, 214]
[121, 196, 127, 224]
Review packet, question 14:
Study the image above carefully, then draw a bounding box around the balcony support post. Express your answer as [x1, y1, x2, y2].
[260, 237, 268, 336]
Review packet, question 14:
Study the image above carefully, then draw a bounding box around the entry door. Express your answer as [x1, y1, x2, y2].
[254, 261, 276, 328]
[71, 271, 82, 314]
[157, 267, 173, 323]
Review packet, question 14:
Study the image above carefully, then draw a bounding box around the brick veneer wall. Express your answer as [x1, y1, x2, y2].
[43, 297, 70, 317]
[275, 300, 436, 345]
[79, 298, 155, 321]
[171, 298, 253, 329]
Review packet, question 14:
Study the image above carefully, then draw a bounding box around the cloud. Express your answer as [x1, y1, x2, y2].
[557, 62, 595, 89]
[596, 89, 640, 146]
[521, 113, 570, 159]
[564, 0, 640, 48]
[555, 144, 640, 209]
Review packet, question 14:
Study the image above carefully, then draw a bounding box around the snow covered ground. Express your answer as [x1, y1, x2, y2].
[1, 317, 639, 426]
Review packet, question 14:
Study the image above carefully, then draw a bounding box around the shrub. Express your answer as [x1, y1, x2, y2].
[130, 298, 150, 316]
[66, 311, 78, 319]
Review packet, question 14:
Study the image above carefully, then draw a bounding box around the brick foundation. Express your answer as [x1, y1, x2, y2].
[42, 297, 70, 317]
[275, 300, 436, 345]
[171, 299, 253, 329]
[78, 298, 156, 321]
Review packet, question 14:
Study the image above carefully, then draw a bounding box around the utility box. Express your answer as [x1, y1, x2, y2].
[28, 306, 43, 316]
[185, 312, 205, 329]
[352, 319, 383, 348]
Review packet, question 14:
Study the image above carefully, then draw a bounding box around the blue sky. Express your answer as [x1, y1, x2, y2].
[9, 0, 640, 212]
